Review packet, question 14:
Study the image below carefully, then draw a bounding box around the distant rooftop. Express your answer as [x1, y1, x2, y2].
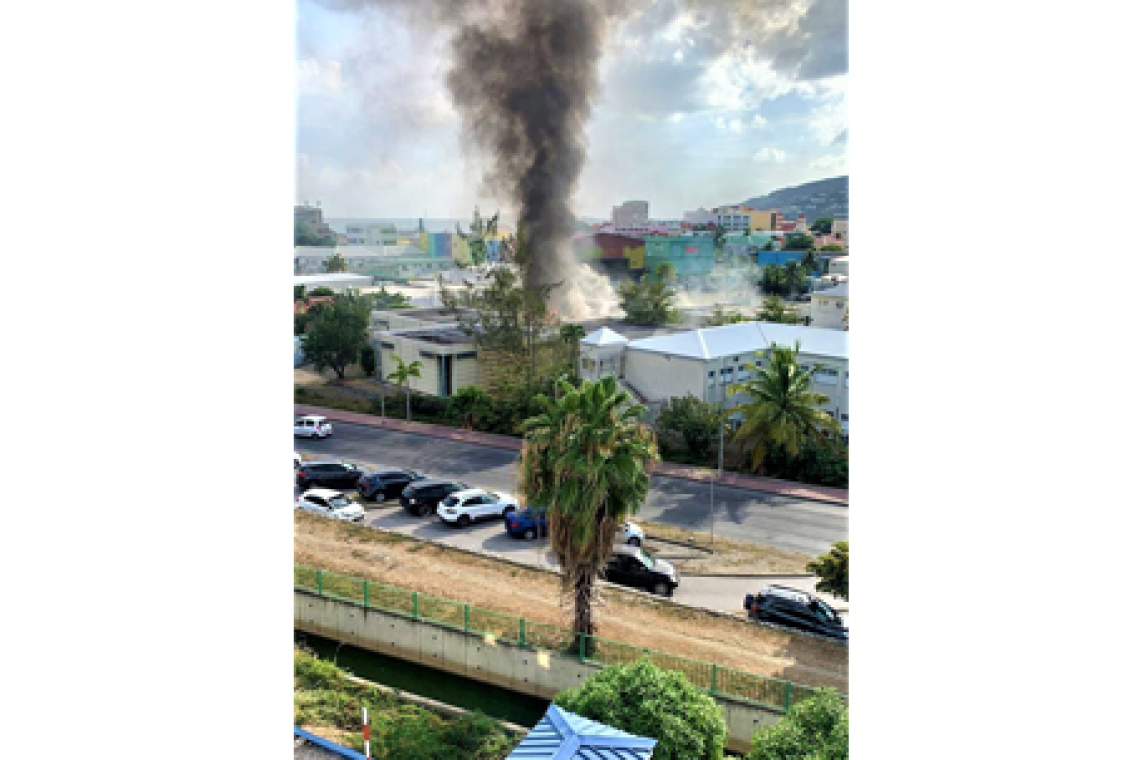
[572, 318, 688, 343]
[627, 320, 848, 361]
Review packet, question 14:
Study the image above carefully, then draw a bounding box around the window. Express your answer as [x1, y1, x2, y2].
[836, 302, 843, 309]
[815, 368, 840, 385]
[707, 370, 716, 387]
[844, 371, 849, 388]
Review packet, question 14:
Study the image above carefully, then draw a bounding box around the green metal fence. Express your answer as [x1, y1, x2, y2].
[294, 564, 833, 712]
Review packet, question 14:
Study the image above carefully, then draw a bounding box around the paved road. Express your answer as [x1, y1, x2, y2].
[296, 422, 847, 557]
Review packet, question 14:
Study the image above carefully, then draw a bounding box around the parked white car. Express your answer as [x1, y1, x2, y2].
[437, 488, 519, 527]
[296, 488, 365, 522]
[618, 521, 645, 547]
[294, 451, 302, 469]
[294, 415, 333, 439]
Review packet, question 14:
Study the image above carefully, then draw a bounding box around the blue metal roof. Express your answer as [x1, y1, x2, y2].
[506, 704, 657, 760]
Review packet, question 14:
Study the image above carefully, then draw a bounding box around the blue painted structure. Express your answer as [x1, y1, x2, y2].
[757, 250, 812, 268]
[506, 704, 657, 759]
[294, 727, 367, 759]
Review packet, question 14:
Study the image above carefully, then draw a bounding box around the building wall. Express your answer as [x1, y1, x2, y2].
[612, 200, 649, 225]
[643, 236, 715, 278]
[810, 294, 848, 331]
[621, 350, 708, 405]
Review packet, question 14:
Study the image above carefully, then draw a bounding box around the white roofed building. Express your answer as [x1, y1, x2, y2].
[580, 321, 849, 434]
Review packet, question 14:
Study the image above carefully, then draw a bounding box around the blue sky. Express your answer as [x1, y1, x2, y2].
[296, 0, 847, 221]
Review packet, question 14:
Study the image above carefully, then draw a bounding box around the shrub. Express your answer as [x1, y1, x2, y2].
[554, 659, 726, 760]
[748, 688, 848, 760]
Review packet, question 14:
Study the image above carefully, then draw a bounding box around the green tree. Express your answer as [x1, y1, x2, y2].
[455, 206, 499, 266]
[554, 659, 727, 760]
[309, 286, 335, 297]
[783, 232, 814, 250]
[359, 344, 377, 377]
[712, 223, 727, 251]
[386, 355, 423, 422]
[819, 243, 844, 252]
[730, 342, 839, 473]
[800, 248, 820, 275]
[559, 323, 587, 377]
[655, 394, 723, 462]
[519, 376, 658, 638]
[809, 217, 834, 235]
[324, 251, 348, 273]
[806, 541, 848, 600]
[294, 284, 307, 301]
[757, 295, 801, 325]
[748, 688, 848, 760]
[440, 222, 558, 388]
[302, 291, 371, 380]
[707, 304, 747, 326]
[759, 264, 789, 296]
[783, 261, 807, 295]
[619, 263, 680, 326]
[446, 386, 495, 430]
[368, 285, 412, 310]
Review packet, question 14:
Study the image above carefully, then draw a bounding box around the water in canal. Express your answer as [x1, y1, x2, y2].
[295, 630, 550, 727]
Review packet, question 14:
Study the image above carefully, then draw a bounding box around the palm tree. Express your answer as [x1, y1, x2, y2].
[324, 251, 347, 273]
[386, 356, 423, 422]
[518, 376, 659, 643]
[730, 342, 839, 473]
[559, 323, 587, 376]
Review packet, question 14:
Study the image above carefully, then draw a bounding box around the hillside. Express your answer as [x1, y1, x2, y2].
[740, 176, 848, 223]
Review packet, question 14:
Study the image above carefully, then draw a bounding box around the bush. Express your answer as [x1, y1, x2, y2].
[446, 386, 495, 430]
[554, 659, 726, 760]
[410, 392, 449, 419]
[360, 345, 377, 377]
[806, 541, 848, 601]
[748, 688, 848, 760]
[656, 395, 721, 463]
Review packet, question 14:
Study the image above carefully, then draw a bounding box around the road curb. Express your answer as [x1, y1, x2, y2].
[297, 511, 847, 649]
[295, 403, 849, 505]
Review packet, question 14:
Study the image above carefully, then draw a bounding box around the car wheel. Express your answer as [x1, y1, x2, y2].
[524, 529, 536, 540]
[627, 536, 642, 547]
[458, 515, 471, 527]
[652, 582, 670, 596]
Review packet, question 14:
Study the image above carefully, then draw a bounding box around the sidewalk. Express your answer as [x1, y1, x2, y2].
[295, 403, 849, 506]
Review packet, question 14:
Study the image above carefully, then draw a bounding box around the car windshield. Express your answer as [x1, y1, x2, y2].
[812, 600, 839, 623]
[634, 548, 655, 568]
[329, 496, 351, 508]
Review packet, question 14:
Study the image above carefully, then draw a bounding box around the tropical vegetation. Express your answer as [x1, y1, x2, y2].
[807, 541, 849, 601]
[386, 355, 424, 422]
[655, 394, 724, 463]
[554, 659, 727, 760]
[301, 291, 372, 380]
[747, 688, 848, 760]
[518, 376, 658, 640]
[619, 262, 680, 326]
[757, 295, 802, 324]
[730, 342, 839, 473]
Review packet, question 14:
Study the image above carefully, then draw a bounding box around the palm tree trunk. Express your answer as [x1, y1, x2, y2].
[572, 564, 596, 656]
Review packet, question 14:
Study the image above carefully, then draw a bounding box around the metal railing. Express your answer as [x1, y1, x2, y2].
[294, 564, 834, 713]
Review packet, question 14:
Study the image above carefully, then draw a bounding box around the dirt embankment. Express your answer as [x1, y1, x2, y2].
[294, 513, 847, 692]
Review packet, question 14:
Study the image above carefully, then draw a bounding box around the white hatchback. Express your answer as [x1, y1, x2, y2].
[294, 415, 333, 439]
[437, 488, 519, 527]
[296, 488, 365, 522]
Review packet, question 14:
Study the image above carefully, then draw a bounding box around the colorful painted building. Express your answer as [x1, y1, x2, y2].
[643, 235, 715, 278]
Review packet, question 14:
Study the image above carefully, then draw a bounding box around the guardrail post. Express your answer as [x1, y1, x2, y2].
[363, 581, 369, 608]
[519, 619, 526, 646]
[316, 570, 323, 596]
[784, 680, 792, 711]
[711, 664, 718, 696]
[464, 604, 470, 633]
[412, 592, 419, 620]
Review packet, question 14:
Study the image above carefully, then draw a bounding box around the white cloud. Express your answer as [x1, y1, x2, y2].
[809, 153, 847, 172]
[750, 113, 768, 128]
[297, 57, 344, 94]
[753, 147, 788, 164]
[673, 49, 684, 63]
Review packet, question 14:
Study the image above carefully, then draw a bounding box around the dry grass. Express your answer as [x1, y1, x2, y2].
[295, 512, 847, 691]
[641, 520, 812, 575]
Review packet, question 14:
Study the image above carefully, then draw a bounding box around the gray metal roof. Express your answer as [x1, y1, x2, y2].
[626, 321, 848, 361]
[506, 705, 657, 760]
[582, 326, 629, 346]
[812, 282, 848, 298]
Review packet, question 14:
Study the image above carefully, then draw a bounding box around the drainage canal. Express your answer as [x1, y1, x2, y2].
[295, 630, 550, 727]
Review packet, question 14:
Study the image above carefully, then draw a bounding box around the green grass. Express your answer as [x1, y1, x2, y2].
[294, 647, 518, 759]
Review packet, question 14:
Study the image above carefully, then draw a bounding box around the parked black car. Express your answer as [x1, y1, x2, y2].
[600, 545, 679, 597]
[357, 468, 427, 502]
[296, 460, 364, 491]
[399, 478, 468, 517]
[743, 585, 848, 641]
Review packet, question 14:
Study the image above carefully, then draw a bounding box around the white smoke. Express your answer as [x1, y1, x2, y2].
[554, 258, 623, 320]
